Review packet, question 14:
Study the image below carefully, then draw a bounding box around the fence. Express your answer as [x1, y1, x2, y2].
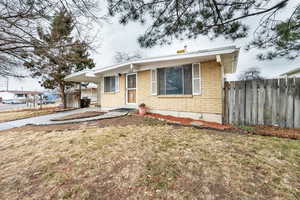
[66, 91, 80, 108]
[223, 78, 300, 128]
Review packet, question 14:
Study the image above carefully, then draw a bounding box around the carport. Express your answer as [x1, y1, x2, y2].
[64, 70, 101, 108]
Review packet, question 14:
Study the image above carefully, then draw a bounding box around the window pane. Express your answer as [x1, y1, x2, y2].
[127, 74, 136, 89]
[104, 77, 110, 92]
[193, 64, 200, 78]
[193, 79, 200, 94]
[111, 77, 116, 91]
[151, 70, 156, 81]
[183, 65, 192, 94]
[166, 66, 183, 95]
[104, 76, 116, 92]
[158, 68, 165, 95]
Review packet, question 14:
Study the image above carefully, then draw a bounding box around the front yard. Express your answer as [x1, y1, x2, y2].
[0, 115, 299, 199]
[0, 106, 67, 123]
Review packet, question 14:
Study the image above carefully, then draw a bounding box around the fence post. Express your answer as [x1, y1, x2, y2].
[223, 82, 229, 123]
[245, 81, 252, 125]
[257, 80, 265, 125]
[264, 79, 273, 125]
[279, 79, 287, 127]
[271, 79, 278, 126]
[234, 81, 240, 125]
[286, 78, 295, 128]
[229, 82, 235, 124]
[252, 80, 258, 125]
[294, 78, 300, 128]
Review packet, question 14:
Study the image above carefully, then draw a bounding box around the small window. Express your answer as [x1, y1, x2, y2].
[104, 76, 116, 92]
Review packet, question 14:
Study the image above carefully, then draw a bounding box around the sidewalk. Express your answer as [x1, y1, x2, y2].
[0, 108, 127, 131]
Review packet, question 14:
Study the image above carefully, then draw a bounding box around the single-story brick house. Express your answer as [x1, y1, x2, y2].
[65, 46, 239, 123]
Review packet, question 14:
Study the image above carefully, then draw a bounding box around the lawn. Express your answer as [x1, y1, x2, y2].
[0, 115, 299, 199]
[0, 106, 71, 123]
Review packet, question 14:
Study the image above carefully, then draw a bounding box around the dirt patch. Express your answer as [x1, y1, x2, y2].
[51, 111, 105, 121]
[0, 114, 166, 133]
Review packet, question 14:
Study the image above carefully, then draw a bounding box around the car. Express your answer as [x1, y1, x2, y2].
[2, 99, 25, 104]
[37, 99, 56, 105]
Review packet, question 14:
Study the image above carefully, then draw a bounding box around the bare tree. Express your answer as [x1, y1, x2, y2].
[0, 0, 100, 77]
[114, 51, 143, 63]
[238, 67, 264, 81]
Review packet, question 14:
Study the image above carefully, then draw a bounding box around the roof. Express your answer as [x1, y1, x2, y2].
[93, 45, 239, 74]
[280, 67, 300, 76]
[65, 45, 240, 82]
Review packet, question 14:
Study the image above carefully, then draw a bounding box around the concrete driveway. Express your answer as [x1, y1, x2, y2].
[0, 108, 127, 131]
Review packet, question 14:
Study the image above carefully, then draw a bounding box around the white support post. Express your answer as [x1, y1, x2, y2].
[96, 78, 101, 107]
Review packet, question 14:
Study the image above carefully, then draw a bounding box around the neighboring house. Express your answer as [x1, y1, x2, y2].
[0, 90, 42, 103]
[65, 46, 239, 123]
[279, 67, 300, 78]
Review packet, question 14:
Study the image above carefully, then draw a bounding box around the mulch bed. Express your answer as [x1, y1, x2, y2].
[145, 113, 232, 130]
[145, 113, 300, 139]
[51, 111, 105, 121]
[251, 125, 300, 140]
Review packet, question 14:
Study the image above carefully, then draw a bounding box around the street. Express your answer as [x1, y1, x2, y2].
[0, 103, 29, 112]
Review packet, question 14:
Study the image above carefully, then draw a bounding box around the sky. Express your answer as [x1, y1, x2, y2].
[0, 0, 299, 91]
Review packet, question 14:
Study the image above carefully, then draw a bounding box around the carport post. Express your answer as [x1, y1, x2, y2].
[78, 83, 81, 108]
[96, 79, 101, 107]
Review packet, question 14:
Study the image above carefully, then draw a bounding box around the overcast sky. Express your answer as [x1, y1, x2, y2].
[1, 0, 299, 91]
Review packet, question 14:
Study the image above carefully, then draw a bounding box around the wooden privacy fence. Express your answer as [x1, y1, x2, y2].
[223, 78, 300, 128]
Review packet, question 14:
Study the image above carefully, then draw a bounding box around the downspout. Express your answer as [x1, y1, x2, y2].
[216, 55, 226, 124]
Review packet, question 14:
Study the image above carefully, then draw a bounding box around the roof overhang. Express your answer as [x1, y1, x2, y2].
[280, 67, 300, 76]
[64, 70, 99, 83]
[65, 46, 240, 82]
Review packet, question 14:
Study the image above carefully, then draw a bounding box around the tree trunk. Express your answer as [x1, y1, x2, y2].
[59, 83, 67, 109]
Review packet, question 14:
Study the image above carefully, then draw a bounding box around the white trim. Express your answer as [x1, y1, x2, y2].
[126, 73, 137, 105]
[216, 55, 222, 63]
[151, 69, 157, 95]
[115, 75, 120, 92]
[101, 77, 104, 93]
[192, 63, 201, 95]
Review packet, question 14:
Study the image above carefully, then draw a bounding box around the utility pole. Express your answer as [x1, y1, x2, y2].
[6, 77, 8, 91]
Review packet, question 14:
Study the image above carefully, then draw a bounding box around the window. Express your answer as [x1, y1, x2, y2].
[157, 64, 193, 95]
[104, 76, 116, 92]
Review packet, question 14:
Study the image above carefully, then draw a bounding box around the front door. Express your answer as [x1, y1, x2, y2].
[126, 73, 137, 104]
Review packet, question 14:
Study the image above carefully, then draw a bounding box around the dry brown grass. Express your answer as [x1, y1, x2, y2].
[0, 120, 299, 199]
[0, 109, 56, 123]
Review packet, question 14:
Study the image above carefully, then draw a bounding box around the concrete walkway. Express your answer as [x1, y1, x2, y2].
[0, 108, 128, 131]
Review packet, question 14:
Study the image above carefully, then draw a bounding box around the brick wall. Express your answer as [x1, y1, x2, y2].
[137, 60, 222, 114]
[101, 74, 126, 108]
[100, 60, 222, 115]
